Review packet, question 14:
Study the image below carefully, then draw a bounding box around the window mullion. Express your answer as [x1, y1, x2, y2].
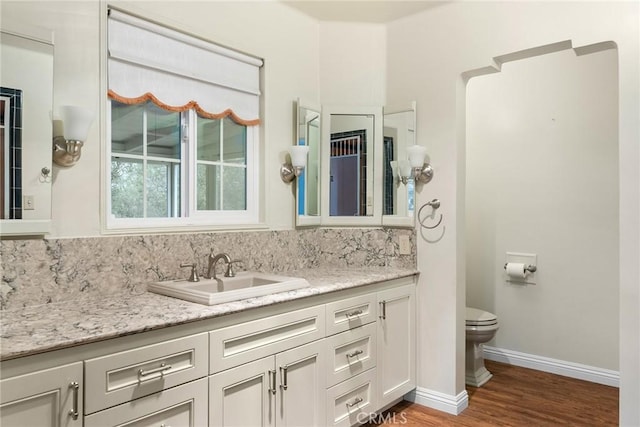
[184, 111, 193, 217]
[219, 119, 224, 209]
[142, 107, 148, 218]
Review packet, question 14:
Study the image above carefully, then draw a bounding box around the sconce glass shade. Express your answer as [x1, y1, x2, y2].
[397, 159, 412, 185]
[407, 144, 427, 168]
[398, 159, 412, 178]
[390, 161, 399, 181]
[289, 145, 309, 168]
[61, 106, 94, 142]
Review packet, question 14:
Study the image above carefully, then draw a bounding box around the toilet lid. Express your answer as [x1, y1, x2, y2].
[466, 307, 498, 326]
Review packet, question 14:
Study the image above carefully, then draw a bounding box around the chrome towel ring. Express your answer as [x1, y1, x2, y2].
[418, 198, 443, 230]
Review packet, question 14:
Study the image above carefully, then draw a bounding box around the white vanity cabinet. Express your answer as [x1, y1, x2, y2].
[210, 339, 326, 427]
[83, 332, 209, 427]
[0, 273, 417, 427]
[324, 293, 379, 427]
[84, 332, 208, 414]
[209, 305, 326, 427]
[0, 362, 83, 427]
[377, 283, 416, 408]
[84, 378, 208, 427]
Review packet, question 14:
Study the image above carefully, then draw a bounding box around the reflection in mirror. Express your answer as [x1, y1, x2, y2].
[382, 102, 416, 227]
[1, 88, 22, 219]
[0, 25, 54, 236]
[295, 100, 321, 227]
[329, 114, 374, 216]
[321, 106, 382, 226]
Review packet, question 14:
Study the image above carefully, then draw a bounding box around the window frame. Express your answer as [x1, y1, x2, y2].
[105, 101, 260, 233]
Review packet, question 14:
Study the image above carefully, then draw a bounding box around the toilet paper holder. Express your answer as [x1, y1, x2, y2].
[503, 263, 537, 273]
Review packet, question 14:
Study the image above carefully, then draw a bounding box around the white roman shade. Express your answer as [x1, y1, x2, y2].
[107, 9, 263, 124]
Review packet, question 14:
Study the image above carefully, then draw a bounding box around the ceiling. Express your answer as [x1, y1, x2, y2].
[281, 0, 449, 24]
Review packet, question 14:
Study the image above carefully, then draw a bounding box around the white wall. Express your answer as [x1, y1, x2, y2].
[466, 48, 619, 370]
[0, 0, 323, 237]
[319, 21, 386, 106]
[386, 2, 639, 423]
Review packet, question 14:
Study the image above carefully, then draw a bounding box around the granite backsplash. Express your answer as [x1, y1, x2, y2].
[0, 228, 415, 310]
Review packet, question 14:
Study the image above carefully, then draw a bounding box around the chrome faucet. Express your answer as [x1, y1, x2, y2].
[206, 252, 236, 279]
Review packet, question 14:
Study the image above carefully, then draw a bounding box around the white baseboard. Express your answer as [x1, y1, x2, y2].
[483, 345, 619, 387]
[405, 387, 469, 415]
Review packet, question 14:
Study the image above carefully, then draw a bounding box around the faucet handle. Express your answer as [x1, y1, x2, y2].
[225, 260, 242, 278]
[180, 263, 200, 282]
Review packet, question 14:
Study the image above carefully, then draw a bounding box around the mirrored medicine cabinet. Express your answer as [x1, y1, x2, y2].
[0, 22, 54, 237]
[294, 99, 417, 228]
[295, 99, 322, 227]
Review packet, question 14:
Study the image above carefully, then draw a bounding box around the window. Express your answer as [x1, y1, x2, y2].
[106, 9, 262, 230]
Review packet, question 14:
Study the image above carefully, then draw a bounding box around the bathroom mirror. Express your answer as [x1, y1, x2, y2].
[382, 102, 416, 227]
[321, 105, 382, 226]
[0, 23, 54, 237]
[295, 99, 321, 227]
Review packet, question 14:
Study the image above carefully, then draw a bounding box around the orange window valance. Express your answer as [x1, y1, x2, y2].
[108, 90, 260, 126]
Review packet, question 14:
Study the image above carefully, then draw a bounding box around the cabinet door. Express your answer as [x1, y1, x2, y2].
[275, 339, 326, 427]
[377, 283, 416, 408]
[209, 356, 276, 427]
[0, 362, 83, 427]
[84, 378, 207, 427]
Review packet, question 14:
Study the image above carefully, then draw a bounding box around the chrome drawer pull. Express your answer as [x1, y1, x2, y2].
[346, 397, 363, 408]
[379, 301, 386, 320]
[346, 349, 364, 359]
[68, 381, 79, 420]
[138, 363, 171, 380]
[268, 370, 277, 395]
[345, 309, 363, 318]
[280, 365, 288, 391]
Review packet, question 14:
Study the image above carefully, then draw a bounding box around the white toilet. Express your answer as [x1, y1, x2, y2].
[465, 307, 499, 387]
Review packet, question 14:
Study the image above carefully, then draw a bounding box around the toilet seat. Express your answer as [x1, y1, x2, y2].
[466, 307, 498, 327]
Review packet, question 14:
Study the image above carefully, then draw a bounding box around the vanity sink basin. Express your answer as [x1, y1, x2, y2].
[147, 272, 310, 305]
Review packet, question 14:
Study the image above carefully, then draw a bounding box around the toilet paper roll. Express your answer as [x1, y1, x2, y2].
[506, 262, 527, 279]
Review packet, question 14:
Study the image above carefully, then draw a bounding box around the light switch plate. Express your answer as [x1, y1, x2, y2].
[23, 195, 35, 210]
[399, 235, 411, 255]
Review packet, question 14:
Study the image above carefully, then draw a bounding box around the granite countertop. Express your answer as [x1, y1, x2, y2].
[0, 267, 418, 361]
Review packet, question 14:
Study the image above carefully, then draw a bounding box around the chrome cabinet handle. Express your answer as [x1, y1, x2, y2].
[346, 349, 363, 359]
[345, 309, 363, 318]
[379, 301, 386, 320]
[68, 381, 79, 420]
[138, 363, 171, 380]
[280, 365, 288, 391]
[346, 397, 363, 408]
[268, 369, 277, 395]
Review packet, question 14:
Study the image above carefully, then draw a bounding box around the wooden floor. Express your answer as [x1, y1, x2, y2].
[371, 360, 619, 426]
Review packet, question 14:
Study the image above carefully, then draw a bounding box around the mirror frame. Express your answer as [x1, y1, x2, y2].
[382, 101, 417, 228]
[320, 105, 383, 226]
[295, 98, 322, 227]
[0, 21, 54, 237]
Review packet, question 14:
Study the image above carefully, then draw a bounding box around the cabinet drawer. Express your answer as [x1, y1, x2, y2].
[325, 293, 377, 336]
[85, 333, 208, 414]
[84, 377, 208, 427]
[210, 304, 325, 373]
[326, 368, 377, 427]
[326, 323, 377, 387]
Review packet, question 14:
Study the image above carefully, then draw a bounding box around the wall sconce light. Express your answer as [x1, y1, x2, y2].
[407, 144, 434, 184]
[53, 105, 94, 167]
[390, 160, 413, 185]
[280, 145, 309, 183]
